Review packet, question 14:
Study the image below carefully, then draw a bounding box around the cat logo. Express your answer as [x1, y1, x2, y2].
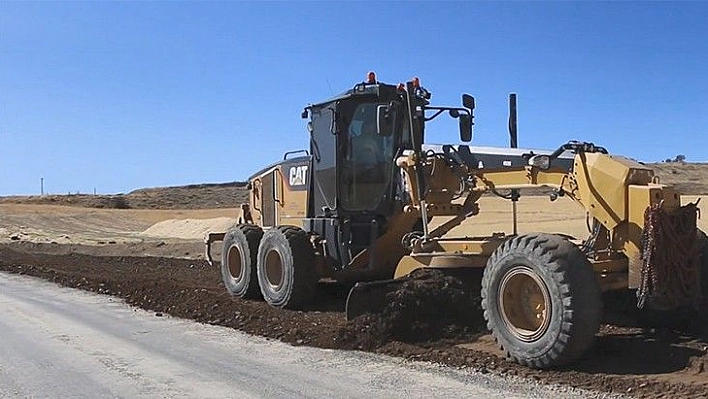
[289, 165, 308, 187]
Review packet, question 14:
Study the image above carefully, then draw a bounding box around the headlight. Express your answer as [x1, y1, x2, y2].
[528, 155, 551, 170]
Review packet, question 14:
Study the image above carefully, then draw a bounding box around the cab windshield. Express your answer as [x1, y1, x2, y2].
[340, 102, 397, 211]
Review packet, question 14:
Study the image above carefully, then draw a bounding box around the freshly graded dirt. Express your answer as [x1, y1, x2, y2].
[1, 247, 706, 399]
[1, 163, 707, 398]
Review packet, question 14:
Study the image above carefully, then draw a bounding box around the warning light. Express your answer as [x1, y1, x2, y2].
[367, 71, 377, 84]
[397, 83, 405, 91]
[412, 77, 420, 88]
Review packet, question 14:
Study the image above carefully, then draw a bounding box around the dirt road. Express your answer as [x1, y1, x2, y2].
[0, 273, 601, 399]
[1, 248, 706, 398]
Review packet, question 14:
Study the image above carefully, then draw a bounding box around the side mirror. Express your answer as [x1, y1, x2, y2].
[462, 94, 475, 110]
[459, 114, 472, 142]
[376, 105, 394, 136]
[461, 94, 475, 142]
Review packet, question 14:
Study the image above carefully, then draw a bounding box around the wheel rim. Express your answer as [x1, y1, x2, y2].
[499, 265, 551, 342]
[264, 249, 284, 289]
[227, 245, 243, 280]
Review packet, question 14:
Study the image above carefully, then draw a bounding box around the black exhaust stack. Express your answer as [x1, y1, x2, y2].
[509, 93, 518, 149]
[509, 93, 520, 235]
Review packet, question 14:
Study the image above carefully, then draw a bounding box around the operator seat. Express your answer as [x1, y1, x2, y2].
[352, 119, 385, 183]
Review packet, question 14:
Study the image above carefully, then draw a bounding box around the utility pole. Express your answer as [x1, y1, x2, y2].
[40, 177, 44, 196]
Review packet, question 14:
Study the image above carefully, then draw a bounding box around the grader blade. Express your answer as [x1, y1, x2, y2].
[345, 278, 407, 321]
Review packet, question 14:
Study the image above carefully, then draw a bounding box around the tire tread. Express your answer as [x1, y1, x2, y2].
[257, 225, 317, 309]
[481, 233, 602, 368]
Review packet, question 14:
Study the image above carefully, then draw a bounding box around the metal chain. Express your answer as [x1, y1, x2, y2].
[637, 202, 701, 309]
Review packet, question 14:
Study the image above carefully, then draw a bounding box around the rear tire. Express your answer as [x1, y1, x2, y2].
[257, 226, 317, 309]
[221, 224, 263, 299]
[481, 233, 602, 369]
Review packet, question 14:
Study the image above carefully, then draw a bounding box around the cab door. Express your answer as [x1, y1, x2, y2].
[309, 103, 338, 217]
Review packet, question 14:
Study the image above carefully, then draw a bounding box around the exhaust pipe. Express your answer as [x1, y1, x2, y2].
[508, 93, 520, 235]
[509, 93, 518, 149]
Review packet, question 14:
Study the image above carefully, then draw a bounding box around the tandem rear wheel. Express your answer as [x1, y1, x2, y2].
[221, 224, 264, 299]
[481, 233, 602, 369]
[256, 226, 318, 309]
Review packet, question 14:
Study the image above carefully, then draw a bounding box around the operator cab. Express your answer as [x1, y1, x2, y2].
[302, 73, 473, 270]
[339, 100, 398, 210]
[304, 76, 405, 217]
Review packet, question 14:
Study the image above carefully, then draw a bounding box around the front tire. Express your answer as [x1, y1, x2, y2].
[257, 226, 317, 309]
[481, 233, 602, 368]
[221, 224, 263, 299]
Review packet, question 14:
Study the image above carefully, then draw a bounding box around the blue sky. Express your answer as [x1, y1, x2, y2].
[1, 2, 706, 195]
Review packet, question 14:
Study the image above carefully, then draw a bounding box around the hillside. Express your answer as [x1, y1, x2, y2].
[0, 162, 705, 209]
[645, 162, 708, 195]
[0, 182, 249, 209]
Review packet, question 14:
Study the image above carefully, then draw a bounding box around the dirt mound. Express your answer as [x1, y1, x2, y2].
[340, 270, 484, 351]
[0, 194, 135, 209]
[383, 269, 483, 339]
[344, 269, 486, 350]
[124, 182, 249, 209]
[1, 247, 706, 398]
[0, 182, 249, 210]
[139, 217, 236, 240]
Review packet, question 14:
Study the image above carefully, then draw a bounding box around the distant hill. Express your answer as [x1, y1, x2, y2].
[0, 182, 249, 209]
[645, 162, 708, 196]
[1, 163, 706, 210]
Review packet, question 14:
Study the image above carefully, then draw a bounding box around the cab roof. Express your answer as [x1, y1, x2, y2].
[307, 81, 399, 110]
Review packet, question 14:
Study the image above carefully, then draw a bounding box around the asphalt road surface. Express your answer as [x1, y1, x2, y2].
[0, 273, 610, 399]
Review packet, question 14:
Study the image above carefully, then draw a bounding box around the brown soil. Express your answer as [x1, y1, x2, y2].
[1, 162, 707, 397]
[0, 182, 249, 209]
[649, 162, 708, 195]
[0, 162, 705, 210]
[1, 245, 706, 398]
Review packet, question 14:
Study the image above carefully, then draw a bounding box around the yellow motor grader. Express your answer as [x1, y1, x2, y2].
[206, 73, 706, 368]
